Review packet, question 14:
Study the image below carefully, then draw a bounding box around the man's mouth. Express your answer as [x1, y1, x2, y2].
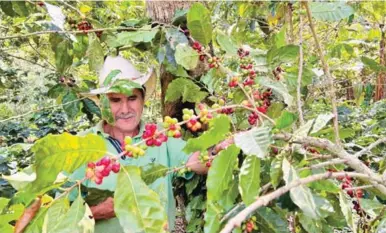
[117, 113, 136, 120]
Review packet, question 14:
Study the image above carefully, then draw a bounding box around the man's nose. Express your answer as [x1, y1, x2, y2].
[120, 100, 131, 113]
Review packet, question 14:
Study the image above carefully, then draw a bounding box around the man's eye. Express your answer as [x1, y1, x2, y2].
[128, 96, 137, 101]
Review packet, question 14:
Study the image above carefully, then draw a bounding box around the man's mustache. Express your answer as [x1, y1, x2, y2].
[116, 113, 136, 120]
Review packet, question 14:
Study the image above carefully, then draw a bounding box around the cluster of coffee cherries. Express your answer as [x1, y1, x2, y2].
[122, 136, 147, 158]
[198, 151, 212, 167]
[208, 57, 221, 69]
[212, 99, 234, 115]
[86, 156, 120, 185]
[241, 216, 257, 233]
[142, 123, 168, 146]
[197, 103, 213, 124]
[272, 66, 283, 81]
[192, 41, 206, 61]
[238, 47, 257, 87]
[183, 109, 202, 132]
[75, 20, 103, 38]
[174, 161, 192, 176]
[228, 76, 239, 88]
[340, 175, 365, 216]
[247, 106, 268, 125]
[163, 116, 182, 138]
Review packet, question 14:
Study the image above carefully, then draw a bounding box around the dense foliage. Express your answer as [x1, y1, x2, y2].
[0, 1, 385, 233]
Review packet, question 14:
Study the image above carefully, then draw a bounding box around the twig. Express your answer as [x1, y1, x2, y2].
[304, 2, 340, 145]
[273, 133, 386, 195]
[287, 3, 294, 44]
[220, 171, 382, 233]
[27, 40, 56, 70]
[355, 137, 386, 158]
[237, 83, 265, 126]
[0, 97, 87, 123]
[0, 51, 56, 71]
[344, 185, 374, 191]
[54, 177, 88, 201]
[0, 27, 144, 40]
[296, 14, 305, 125]
[60, 0, 85, 18]
[306, 154, 332, 161]
[298, 158, 346, 171]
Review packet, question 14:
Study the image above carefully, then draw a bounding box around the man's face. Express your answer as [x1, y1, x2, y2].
[106, 89, 144, 133]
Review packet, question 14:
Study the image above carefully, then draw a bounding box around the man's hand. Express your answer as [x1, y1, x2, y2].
[90, 197, 115, 220]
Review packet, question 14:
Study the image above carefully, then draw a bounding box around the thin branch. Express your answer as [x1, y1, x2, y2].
[298, 158, 346, 171]
[54, 177, 87, 201]
[0, 51, 56, 71]
[355, 137, 386, 158]
[0, 97, 87, 123]
[0, 27, 144, 40]
[60, 0, 85, 18]
[273, 133, 386, 195]
[304, 2, 340, 145]
[296, 14, 305, 125]
[27, 40, 56, 70]
[220, 171, 381, 233]
[344, 185, 374, 191]
[287, 3, 294, 44]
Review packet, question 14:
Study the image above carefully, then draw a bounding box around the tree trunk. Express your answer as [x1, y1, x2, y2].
[146, 1, 196, 120]
[374, 28, 385, 101]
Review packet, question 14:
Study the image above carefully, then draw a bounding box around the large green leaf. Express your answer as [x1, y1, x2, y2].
[165, 78, 207, 103]
[12, 1, 29, 17]
[376, 216, 386, 233]
[187, 3, 212, 45]
[0, 199, 24, 233]
[267, 45, 299, 65]
[282, 158, 319, 219]
[270, 157, 283, 188]
[234, 126, 271, 158]
[55, 40, 73, 74]
[275, 111, 297, 129]
[258, 76, 293, 107]
[174, 44, 199, 70]
[298, 213, 323, 232]
[0, 2, 15, 17]
[62, 90, 81, 119]
[165, 28, 189, 49]
[26, 133, 106, 193]
[310, 2, 354, 22]
[100, 94, 114, 124]
[216, 32, 237, 55]
[82, 98, 101, 118]
[114, 166, 167, 233]
[2, 165, 35, 190]
[87, 33, 104, 72]
[107, 79, 142, 97]
[47, 84, 67, 99]
[42, 198, 70, 232]
[361, 56, 385, 72]
[140, 163, 169, 185]
[183, 115, 230, 153]
[24, 207, 49, 233]
[206, 145, 239, 200]
[204, 202, 222, 233]
[255, 207, 288, 233]
[115, 28, 158, 45]
[311, 113, 334, 134]
[45, 194, 94, 233]
[339, 191, 357, 233]
[239, 155, 260, 205]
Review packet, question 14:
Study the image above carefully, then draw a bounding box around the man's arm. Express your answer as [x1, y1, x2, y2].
[89, 197, 115, 220]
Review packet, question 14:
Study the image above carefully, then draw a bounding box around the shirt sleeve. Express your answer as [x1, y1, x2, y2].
[166, 137, 194, 179]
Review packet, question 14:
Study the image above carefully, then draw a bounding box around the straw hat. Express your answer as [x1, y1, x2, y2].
[84, 56, 156, 104]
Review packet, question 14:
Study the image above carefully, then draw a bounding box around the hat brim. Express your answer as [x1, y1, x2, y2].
[81, 68, 157, 105]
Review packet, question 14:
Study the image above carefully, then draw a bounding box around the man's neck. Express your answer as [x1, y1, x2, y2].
[103, 122, 139, 145]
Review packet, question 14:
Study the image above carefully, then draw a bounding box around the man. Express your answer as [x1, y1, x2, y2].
[70, 56, 210, 232]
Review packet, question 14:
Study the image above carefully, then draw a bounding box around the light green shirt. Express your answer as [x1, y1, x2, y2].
[70, 121, 192, 232]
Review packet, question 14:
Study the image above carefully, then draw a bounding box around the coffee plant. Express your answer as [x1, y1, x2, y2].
[0, 1, 386, 233]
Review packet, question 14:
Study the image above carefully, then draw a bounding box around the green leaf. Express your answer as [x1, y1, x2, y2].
[108, 79, 142, 96]
[62, 90, 81, 119]
[12, 1, 29, 17]
[313, 194, 334, 218]
[100, 94, 114, 124]
[103, 70, 121, 86]
[204, 202, 222, 233]
[234, 126, 271, 158]
[165, 63, 190, 78]
[267, 45, 299, 65]
[239, 155, 261, 205]
[216, 32, 237, 55]
[2, 165, 35, 190]
[115, 28, 158, 45]
[174, 44, 199, 70]
[165, 78, 207, 103]
[46, 194, 94, 233]
[165, 28, 189, 49]
[267, 102, 285, 119]
[200, 68, 223, 94]
[275, 111, 297, 129]
[361, 56, 382, 72]
[43, 198, 70, 232]
[376, 216, 386, 233]
[24, 207, 49, 233]
[47, 84, 67, 99]
[258, 76, 293, 107]
[55, 40, 73, 74]
[87, 33, 104, 72]
[207, 145, 240, 201]
[187, 3, 213, 45]
[82, 98, 101, 118]
[308, 180, 340, 194]
[255, 207, 288, 233]
[140, 163, 168, 185]
[219, 180, 239, 211]
[282, 158, 319, 219]
[310, 2, 354, 22]
[339, 191, 357, 233]
[183, 115, 230, 154]
[298, 214, 323, 232]
[0, 2, 15, 17]
[114, 166, 167, 233]
[294, 119, 314, 137]
[270, 157, 283, 188]
[0, 202, 24, 232]
[311, 113, 334, 134]
[26, 133, 106, 194]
